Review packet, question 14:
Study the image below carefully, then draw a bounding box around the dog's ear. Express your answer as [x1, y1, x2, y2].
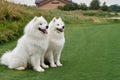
[41, 16, 44, 18]
[40, 16, 45, 19]
[58, 17, 62, 21]
[33, 16, 38, 22]
[52, 17, 57, 22]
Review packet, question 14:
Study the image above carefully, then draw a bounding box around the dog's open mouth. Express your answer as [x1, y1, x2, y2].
[38, 28, 48, 34]
[56, 28, 64, 32]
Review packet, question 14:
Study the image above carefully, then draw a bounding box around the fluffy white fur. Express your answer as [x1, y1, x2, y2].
[0, 16, 49, 72]
[45, 17, 65, 67]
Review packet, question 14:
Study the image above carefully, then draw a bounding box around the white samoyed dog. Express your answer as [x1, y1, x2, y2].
[45, 17, 65, 67]
[0, 16, 49, 72]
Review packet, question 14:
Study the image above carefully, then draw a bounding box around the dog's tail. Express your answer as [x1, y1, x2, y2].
[0, 50, 11, 65]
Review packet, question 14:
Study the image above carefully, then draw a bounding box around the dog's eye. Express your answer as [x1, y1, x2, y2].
[57, 24, 59, 26]
[40, 23, 42, 25]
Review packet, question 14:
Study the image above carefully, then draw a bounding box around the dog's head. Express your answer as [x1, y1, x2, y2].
[25, 16, 48, 35]
[32, 16, 48, 34]
[49, 17, 64, 33]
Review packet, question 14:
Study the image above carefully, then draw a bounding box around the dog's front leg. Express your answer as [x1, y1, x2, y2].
[54, 49, 63, 67]
[31, 54, 44, 72]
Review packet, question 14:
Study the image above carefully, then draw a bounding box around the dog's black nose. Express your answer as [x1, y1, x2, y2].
[62, 26, 64, 29]
[46, 26, 48, 29]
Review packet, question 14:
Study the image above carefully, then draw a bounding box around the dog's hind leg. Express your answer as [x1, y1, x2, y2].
[31, 54, 45, 72]
[16, 67, 25, 70]
[8, 62, 26, 71]
[47, 51, 56, 68]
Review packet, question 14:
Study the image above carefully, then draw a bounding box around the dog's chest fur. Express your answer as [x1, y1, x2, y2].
[24, 35, 48, 52]
[49, 35, 65, 51]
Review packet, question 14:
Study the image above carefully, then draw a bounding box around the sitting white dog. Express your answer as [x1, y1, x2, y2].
[45, 17, 65, 67]
[0, 16, 49, 72]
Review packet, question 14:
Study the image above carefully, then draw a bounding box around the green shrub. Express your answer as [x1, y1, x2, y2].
[83, 11, 114, 17]
[89, 0, 100, 10]
[0, 0, 24, 21]
[100, 2, 109, 11]
[109, 4, 120, 12]
[79, 3, 88, 10]
[0, 0, 43, 44]
[58, 3, 79, 11]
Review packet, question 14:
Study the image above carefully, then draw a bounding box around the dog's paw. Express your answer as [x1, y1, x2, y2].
[50, 64, 57, 68]
[56, 63, 63, 67]
[35, 66, 45, 72]
[42, 64, 49, 69]
[16, 67, 25, 70]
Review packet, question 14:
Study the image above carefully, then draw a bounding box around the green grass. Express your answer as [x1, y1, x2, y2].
[0, 23, 120, 80]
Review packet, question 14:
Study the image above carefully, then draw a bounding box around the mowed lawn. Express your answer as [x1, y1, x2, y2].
[0, 23, 120, 80]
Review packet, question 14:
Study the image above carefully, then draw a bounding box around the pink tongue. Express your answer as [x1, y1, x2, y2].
[44, 30, 48, 34]
[61, 29, 64, 32]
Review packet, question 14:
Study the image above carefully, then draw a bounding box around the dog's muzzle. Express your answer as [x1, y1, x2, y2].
[38, 28, 48, 34]
[56, 28, 64, 32]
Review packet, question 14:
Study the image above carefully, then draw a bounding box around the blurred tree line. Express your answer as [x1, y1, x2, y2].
[58, 0, 120, 12]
